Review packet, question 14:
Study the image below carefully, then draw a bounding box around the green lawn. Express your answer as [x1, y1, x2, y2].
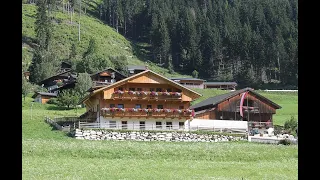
[22, 93, 298, 180]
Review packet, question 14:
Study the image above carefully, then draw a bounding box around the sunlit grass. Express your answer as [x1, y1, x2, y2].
[22, 90, 297, 179]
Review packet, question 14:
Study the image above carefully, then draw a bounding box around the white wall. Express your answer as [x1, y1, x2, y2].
[98, 116, 186, 130]
[185, 119, 248, 131]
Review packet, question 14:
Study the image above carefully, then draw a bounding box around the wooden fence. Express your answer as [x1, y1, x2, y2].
[45, 116, 94, 132]
[45, 116, 65, 131]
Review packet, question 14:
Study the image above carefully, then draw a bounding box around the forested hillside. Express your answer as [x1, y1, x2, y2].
[22, 0, 190, 84]
[22, 0, 297, 89]
[99, 0, 298, 89]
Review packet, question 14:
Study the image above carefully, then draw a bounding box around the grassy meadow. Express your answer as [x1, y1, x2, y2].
[22, 3, 191, 78]
[22, 89, 298, 180]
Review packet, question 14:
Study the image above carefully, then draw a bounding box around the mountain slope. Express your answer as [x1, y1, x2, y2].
[22, 3, 191, 78]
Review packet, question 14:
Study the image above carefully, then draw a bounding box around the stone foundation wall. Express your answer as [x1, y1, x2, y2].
[72, 129, 247, 142]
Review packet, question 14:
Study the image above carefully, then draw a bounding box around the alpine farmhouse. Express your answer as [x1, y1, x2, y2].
[79, 70, 202, 130]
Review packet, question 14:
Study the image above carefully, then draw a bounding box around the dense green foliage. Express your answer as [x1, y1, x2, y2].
[74, 72, 92, 99]
[99, 0, 298, 88]
[283, 115, 298, 136]
[22, 95, 297, 179]
[57, 89, 80, 109]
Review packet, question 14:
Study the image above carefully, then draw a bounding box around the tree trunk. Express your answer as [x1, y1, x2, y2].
[124, 18, 126, 36]
[109, 0, 112, 25]
[116, 16, 119, 33]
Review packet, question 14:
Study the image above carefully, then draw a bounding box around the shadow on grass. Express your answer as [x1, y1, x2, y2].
[46, 106, 74, 111]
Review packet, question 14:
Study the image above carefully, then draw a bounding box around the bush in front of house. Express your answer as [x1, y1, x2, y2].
[47, 98, 58, 105]
[278, 138, 292, 145]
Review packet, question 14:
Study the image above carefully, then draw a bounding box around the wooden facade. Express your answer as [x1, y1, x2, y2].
[32, 92, 57, 104]
[170, 78, 206, 89]
[204, 82, 237, 90]
[90, 68, 127, 87]
[191, 88, 281, 124]
[81, 70, 202, 129]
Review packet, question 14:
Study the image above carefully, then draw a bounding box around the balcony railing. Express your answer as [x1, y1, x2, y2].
[248, 121, 273, 128]
[92, 81, 112, 87]
[101, 108, 193, 118]
[111, 90, 182, 101]
[79, 122, 186, 131]
[236, 106, 260, 113]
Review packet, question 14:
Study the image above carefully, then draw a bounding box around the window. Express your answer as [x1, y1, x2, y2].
[117, 104, 124, 108]
[179, 106, 184, 109]
[150, 88, 154, 92]
[157, 105, 163, 109]
[109, 121, 116, 128]
[166, 122, 172, 129]
[167, 88, 172, 92]
[137, 88, 142, 91]
[156, 88, 162, 92]
[135, 104, 141, 109]
[118, 87, 123, 91]
[156, 121, 162, 129]
[110, 104, 115, 108]
[140, 121, 145, 130]
[129, 87, 135, 91]
[186, 83, 193, 85]
[122, 121, 127, 129]
[147, 105, 152, 109]
[179, 122, 184, 129]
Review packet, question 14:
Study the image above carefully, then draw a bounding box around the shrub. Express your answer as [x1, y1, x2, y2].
[273, 125, 284, 135]
[284, 116, 298, 137]
[278, 139, 292, 145]
[47, 98, 58, 105]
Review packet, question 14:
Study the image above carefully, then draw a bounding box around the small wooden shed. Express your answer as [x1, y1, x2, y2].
[32, 92, 57, 104]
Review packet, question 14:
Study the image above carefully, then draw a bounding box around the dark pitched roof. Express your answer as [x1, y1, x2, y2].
[170, 77, 206, 81]
[190, 87, 281, 110]
[32, 92, 57, 98]
[127, 65, 147, 70]
[90, 67, 127, 78]
[38, 70, 74, 85]
[204, 82, 237, 85]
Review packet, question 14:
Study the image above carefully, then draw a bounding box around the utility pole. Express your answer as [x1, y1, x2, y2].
[31, 102, 34, 120]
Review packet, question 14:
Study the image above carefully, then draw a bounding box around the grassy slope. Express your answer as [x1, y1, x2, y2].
[22, 95, 297, 179]
[22, 3, 191, 78]
[191, 89, 298, 126]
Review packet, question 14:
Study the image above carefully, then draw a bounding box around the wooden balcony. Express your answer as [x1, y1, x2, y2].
[101, 108, 193, 119]
[111, 91, 182, 101]
[236, 106, 260, 113]
[93, 81, 111, 87]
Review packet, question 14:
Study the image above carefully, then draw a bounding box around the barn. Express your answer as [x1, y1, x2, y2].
[189, 88, 281, 133]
